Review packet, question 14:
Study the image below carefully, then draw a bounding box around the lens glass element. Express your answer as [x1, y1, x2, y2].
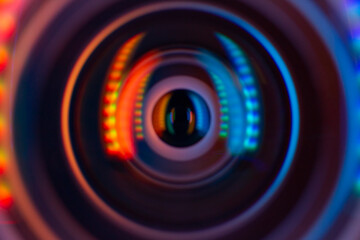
[152, 89, 211, 147]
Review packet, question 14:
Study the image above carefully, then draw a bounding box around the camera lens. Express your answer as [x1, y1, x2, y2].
[2, 1, 359, 239]
[152, 89, 211, 148]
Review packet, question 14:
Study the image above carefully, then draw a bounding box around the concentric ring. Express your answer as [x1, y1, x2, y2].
[5, 0, 352, 239]
[60, 2, 300, 238]
[143, 76, 219, 161]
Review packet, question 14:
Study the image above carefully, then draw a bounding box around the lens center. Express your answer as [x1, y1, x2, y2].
[152, 89, 210, 147]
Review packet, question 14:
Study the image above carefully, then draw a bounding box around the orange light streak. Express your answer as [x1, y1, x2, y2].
[152, 94, 171, 136]
[102, 34, 144, 154]
[0, 114, 5, 138]
[0, 181, 12, 209]
[0, 13, 16, 41]
[115, 53, 158, 159]
[0, 150, 6, 175]
[187, 110, 195, 134]
[0, 0, 22, 211]
[116, 72, 152, 159]
[0, 46, 9, 72]
[134, 73, 150, 140]
[0, 79, 4, 103]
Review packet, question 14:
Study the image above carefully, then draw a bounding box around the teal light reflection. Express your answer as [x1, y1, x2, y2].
[216, 33, 261, 152]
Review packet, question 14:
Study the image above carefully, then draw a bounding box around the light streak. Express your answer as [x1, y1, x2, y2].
[216, 33, 261, 151]
[0, 0, 22, 210]
[115, 58, 157, 159]
[101, 33, 144, 155]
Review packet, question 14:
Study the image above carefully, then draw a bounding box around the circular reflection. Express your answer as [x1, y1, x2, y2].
[13, 1, 343, 239]
[142, 75, 220, 163]
[7, 0, 352, 239]
[152, 89, 211, 147]
[61, 3, 296, 231]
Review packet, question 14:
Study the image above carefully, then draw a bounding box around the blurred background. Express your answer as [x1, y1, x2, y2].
[0, 0, 360, 239]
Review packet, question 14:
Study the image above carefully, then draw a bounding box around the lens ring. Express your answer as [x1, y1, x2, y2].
[60, 2, 300, 238]
[6, 0, 352, 239]
[151, 89, 211, 147]
[143, 76, 219, 161]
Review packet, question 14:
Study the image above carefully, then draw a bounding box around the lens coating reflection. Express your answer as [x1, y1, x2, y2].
[152, 89, 210, 147]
